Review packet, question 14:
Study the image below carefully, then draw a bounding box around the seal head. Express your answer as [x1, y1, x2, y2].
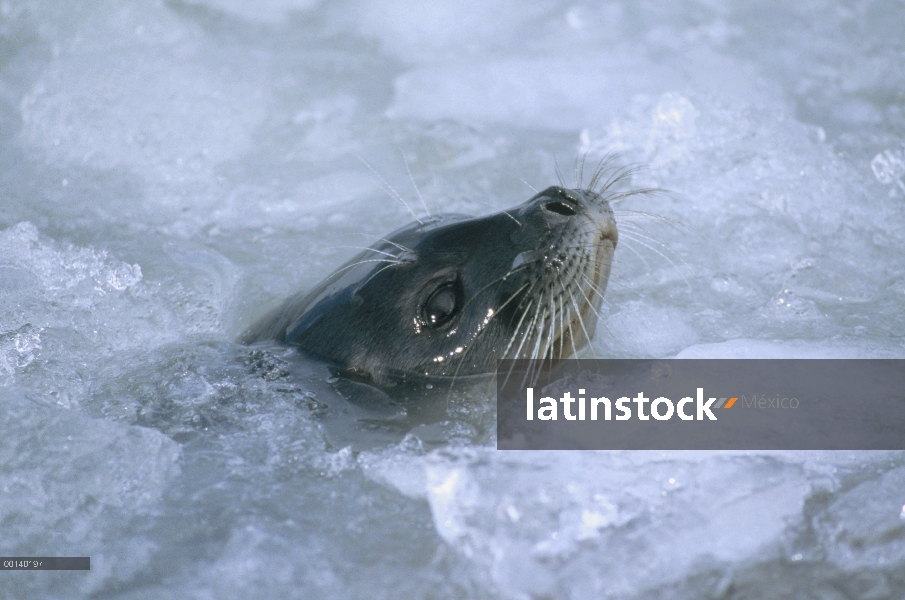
[243, 186, 617, 384]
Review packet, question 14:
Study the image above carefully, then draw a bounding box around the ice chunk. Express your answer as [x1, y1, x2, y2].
[819, 466, 905, 569]
[871, 145, 905, 185]
[0, 221, 141, 300]
[185, 0, 319, 23]
[19, 3, 268, 182]
[0, 391, 179, 595]
[387, 55, 676, 131]
[352, 0, 548, 61]
[674, 339, 900, 359]
[363, 447, 810, 597]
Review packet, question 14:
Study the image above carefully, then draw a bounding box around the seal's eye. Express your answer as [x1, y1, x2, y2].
[422, 283, 460, 329]
[543, 201, 576, 216]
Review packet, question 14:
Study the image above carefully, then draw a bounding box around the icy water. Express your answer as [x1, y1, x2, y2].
[2, 1, 905, 598]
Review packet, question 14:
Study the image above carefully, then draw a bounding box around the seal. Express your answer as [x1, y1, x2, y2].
[243, 183, 619, 385]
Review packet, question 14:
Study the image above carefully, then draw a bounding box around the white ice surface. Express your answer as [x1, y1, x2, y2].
[1, 1, 904, 599]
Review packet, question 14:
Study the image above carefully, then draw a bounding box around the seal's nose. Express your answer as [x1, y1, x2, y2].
[537, 186, 580, 216]
[542, 200, 577, 216]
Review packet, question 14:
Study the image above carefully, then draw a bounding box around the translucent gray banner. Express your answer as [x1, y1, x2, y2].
[0, 557, 90, 570]
[496, 360, 905, 450]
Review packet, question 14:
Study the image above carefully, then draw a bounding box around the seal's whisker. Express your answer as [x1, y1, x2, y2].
[578, 272, 610, 300]
[460, 279, 531, 355]
[587, 154, 623, 192]
[617, 220, 694, 279]
[347, 232, 412, 254]
[455, 279, 533, 393]
[503, 284, 541, 387]
[575, 278, 604, 319]
[603, 187, 666, 205]
[568, 287, 598, 360]
[591, 163, 630, 195]
[499, 294, 536, 391]
[595, 275, 635, 298]
[576, 281, 617, 342]
[552, 293, 562, 362]
[595, 163, 645, 196]
[610, 237, 651, 271]
[503, 295, 535, 359]
[356, 155, 424, 225]
[579, 272, 619, 309]
[574, 152, 589, 189]
[527, 305, 542, 360]
[618, 232, 695, 287]
[491, 281, 533, 325]
[541, 323, 549, 362]
[615, 209, 688, 231]
[473, 198, 522, 227]
[619, 232, 683, 270]
[360, 261, 405, 288]
[496, 167, 538, 194]
[553, 153, 566, 187]
[545, 302, 557, 370]
[400, 150, 432, 219]
[330, 258, 404, 277]
[532, 311, 547, 382]
[515, 299, 540, 367]
[499, 209, 522, 227]
[456, 262, 535, 316]
[518, 299, 546, 389]
[616, 224, 677, 251]
[559, 294, 567, 360]
[540, 306, 551, 361]
[618, 224, 684, 256]
[565, 296, 579, 360]
[537, 306, 554, 382]
[328, 246, 403, 259]
[529, 302, 545, 362]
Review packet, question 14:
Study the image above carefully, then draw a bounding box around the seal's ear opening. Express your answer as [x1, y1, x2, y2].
[420, 277, 464, 330]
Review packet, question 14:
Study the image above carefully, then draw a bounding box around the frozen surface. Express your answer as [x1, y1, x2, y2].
[1, 0, 904, 598]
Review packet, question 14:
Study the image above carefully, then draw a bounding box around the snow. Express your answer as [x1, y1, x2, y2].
[1, 0, 904, 598]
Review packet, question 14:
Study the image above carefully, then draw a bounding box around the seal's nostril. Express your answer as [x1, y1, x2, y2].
[543, 201, 577, 216]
